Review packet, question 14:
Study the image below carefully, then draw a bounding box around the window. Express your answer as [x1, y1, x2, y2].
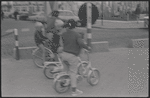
[66, 12, 74, 16]
[22, 7, 27, 11]
[59, 11, 66, 16]
[42, 7, 44, 11]
[40, 13, 44, 16]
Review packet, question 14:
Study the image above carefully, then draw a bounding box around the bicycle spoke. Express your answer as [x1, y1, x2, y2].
[34, 54, 43, 60]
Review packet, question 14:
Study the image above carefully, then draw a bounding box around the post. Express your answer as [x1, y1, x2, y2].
[14, 29, 19, 60]
[87, 2, 92, 48]
[102, 1, 103, 26]
[17, 15, 19, 20]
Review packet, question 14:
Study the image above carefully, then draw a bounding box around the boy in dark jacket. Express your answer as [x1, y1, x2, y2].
[53, 19, 91, 96]
[45, 10, 63, 61]
[34, 22, 50, 64]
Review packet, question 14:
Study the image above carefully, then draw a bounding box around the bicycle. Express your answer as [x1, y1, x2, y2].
[43, 51, 64, 79]
[32, 40, 55, 68]
[53, 49, 100, 93]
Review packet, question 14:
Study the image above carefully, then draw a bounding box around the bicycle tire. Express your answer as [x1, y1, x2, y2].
[53, 74, 71, 93]
[32, 47, 53, 68]
[78, 62, 89, 76]
[87, 68, 100, 86]
[43, 64, 59, 79]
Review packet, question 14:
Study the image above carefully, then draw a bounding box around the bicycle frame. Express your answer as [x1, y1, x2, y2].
[43, 47, 64, 68]
[32, 45, 63, 68]
[77, 49, 93, 71]
[54, 49, 93, 82]
[54, 49, 100, 93]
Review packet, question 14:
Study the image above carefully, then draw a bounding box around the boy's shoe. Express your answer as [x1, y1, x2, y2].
[72, 89, 83, 96]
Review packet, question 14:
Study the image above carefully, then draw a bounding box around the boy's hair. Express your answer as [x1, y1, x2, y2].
[55, 19, 64, 27]
[51, 10, 59, 17]
[63, 19, 76, 29]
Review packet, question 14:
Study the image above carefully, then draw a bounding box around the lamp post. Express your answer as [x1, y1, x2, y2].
[87, 2, 92, 48]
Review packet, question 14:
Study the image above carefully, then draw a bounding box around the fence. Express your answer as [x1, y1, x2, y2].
[1, 30, 15, 58]
[1, 27, 35, 59]
[92, 14, 149, 29]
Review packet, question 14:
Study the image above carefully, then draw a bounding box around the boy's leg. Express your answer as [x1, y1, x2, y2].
[39, 44, 45, 64]
[53, 53, 58, 61]
[65, 53, 83, 96]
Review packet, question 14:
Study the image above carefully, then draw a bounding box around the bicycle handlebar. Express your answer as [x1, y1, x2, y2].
[83, 49, 90, 61]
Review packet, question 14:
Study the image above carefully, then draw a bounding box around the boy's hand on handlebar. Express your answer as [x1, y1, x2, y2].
[43, 39, 49, 44]
[85, 47, 92, 52]
[45, 39, 49, 42]
[88, 47, 92, 52]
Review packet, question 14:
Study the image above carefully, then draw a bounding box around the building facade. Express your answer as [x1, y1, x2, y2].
[2, 1, 149, 16]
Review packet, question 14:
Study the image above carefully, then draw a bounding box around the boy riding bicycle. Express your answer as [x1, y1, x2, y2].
[35, 10, 64, 62]
[44, 10, 64, 61]
[53, 19, 91, 96]
[34, 22, 49, 64]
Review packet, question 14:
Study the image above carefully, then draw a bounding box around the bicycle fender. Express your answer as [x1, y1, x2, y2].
[87, 68, 100, 79]
[77, 61, 88, 68]
[91, 68, 97, 71]
[87, 68, 98, 78]
[53, 72, 69, 83]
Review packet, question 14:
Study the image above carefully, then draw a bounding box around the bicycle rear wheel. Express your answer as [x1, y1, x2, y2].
[32, 47, 53, 68]
[87, 69, 100, 86]
[53, 74, 71, 93]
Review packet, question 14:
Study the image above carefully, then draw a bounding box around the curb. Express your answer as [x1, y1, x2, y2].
[13, 41, 109, 59]
[131, 38, 149, 48]
[97, 20, 144, 23]
[92, 26, 148, 29]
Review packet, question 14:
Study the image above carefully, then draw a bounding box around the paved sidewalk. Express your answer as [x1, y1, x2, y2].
[1, 48, 148, 97]
[93, 20, 147, 29]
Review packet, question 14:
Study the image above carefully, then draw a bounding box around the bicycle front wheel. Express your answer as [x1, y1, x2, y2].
[44, 64, 58, 79]
[78, 62, 89, 76]
[32, 47, 53, 68]
[32, 48, 44, 68]
[87, 69, 100, 86]
[54, 74, 71, 93]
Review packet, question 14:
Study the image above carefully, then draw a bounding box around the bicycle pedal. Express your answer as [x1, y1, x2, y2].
[53, 73, 59, 78]
[63, 79, 70, 86]
[83, 75, 87, 78]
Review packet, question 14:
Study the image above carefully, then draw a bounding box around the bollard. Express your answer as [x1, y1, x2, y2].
[14, 29, 20, 60]
[17, 15, 19, 20]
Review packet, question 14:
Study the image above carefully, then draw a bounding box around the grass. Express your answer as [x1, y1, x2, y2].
[1, 19, 149, 58]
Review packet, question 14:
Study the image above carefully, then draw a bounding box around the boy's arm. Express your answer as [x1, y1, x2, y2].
[77, 33, 89, 50]
[37, 31, 48, 41]
[59, 36, 64, 47]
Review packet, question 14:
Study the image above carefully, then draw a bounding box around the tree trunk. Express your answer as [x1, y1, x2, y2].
[28, 1, 32, 14]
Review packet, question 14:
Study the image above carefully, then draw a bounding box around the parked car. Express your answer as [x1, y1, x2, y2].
[4, 12, 14, 18]
[57, 10, 79, 22]
[57, 10, 81, 26]
[19, 12, 29, 20]
[31, 10, 81, 26]
[28, 12, 44, 21]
